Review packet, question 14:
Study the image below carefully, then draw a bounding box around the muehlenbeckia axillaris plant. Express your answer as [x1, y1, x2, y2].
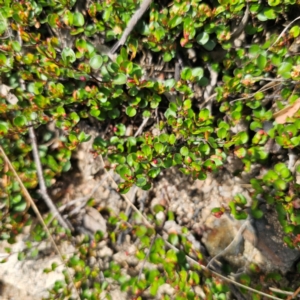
[1, 0, 300, 298]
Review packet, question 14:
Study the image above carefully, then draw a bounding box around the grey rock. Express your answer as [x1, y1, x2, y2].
[253, 211, 300, 273]
[83, 206, 107, 235]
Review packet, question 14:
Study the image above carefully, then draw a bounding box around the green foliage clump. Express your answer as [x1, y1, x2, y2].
[1, 0, 300, 298]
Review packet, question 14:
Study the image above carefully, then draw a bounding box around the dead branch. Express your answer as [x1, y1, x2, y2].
[134, 117, 150, 137]
[109, 0, 152, 54]
[29, 127, 71, 230]
[0, 145, 80, 299]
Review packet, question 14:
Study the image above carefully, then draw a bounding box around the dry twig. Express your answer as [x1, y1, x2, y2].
[269, 287, 300, 298]
[163, 238, 282, 300]
[267, 16, 300, 52]
[138, 233, 157, 281]
[206, 217, 253, 270]
[134, 117, 150, 137]
[29, 127, 71, 230]
[288, 286, 300, 300]
[0, 146, 80, 299]
[110, 0, 152, 54]
[230, 81, 282, 104]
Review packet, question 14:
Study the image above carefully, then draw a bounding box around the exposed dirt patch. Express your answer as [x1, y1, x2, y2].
[1, 146, 299, 299]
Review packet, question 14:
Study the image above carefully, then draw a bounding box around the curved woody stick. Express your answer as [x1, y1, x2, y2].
[110, 0, 152, 54]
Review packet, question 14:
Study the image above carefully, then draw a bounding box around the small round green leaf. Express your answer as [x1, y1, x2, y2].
[256, 54, 267, 70]
[181, 68, 192, 80]
[13, 201, 27, 212]
[252, 209, 264, 219]
[268, 0, 281, 6]
[249, 44, 260, 56]
[290, 26, 300, 38]
[235, 147, 247, 158]
[63, 10, 73, 26]
[163, 52, 173, 62]
[159, 133, 169, 143]
[126, 107, 137, 117]
[191, 68, 204, 81]
[118, 165, 132, 180]
[217, 128, 227, 139]
[148, 167, 161, 178]
[278, 62, 292, 79]
[154, 142, 164, 154]
[61, 47, 76, 64]
[236, 132, 249, 145]
[115, 124, 126, 136]
[13, 116, 27, 127]
[142, 144, 152, 157]
[199, 143, 210, 155]
[73, 12, 85, 27]
[274, 179, 287, 191]
[89, 55, 103, 69]
[168, 233, 179, 245]
[12, 41, 21, 52]
[136, 176, 147, 187]
[0, 122, 8, 135]
[196, 32, 209, 45]
[169, 15, 182, 28]
[127, 137, 137, 146]
[203, 40, 216, 51]
[263, 8, 277, 20]
[169, 134, 176, 145]
[180, 146, 189, 156]
[112, 73, 127, 85]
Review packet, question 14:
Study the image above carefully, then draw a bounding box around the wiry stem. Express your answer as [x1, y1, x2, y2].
[0, 146, 80, 299]
[110, 0, 152, 54]
[29, 126, 71, 230]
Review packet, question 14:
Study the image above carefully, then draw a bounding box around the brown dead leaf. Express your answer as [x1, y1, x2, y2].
[274, 98, 300, 124]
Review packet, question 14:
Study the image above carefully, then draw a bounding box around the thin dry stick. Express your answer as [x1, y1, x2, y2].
[100, 155, 283, 300]
[134, 117, 150, 137]
[230, 81, 282, 104]
[138, 233, 157, 281]
[288, 286, 300, 300]
[163, 237, 283, 300]
[269, 287, 300, 297]
[200, 93, 217, 109]
[124, 185, 138, 215]
[267, 16, 300, 52]
[0, 146, 80, 299]
[206, 218, 252, 270]
[29, 126, 70, 230]
[110, 0, 152, 54]
[288, 150, 297, 171]
[229, 4, 249, 41]
[250, 77, 285, 82]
